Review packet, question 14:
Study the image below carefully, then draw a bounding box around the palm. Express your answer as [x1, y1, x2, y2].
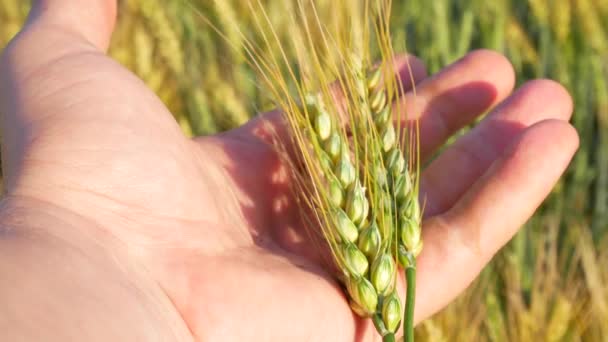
[0, 2, 578, 341]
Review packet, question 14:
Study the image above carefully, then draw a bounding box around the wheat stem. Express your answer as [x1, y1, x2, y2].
[383, 333, 396, 342]
[404, 260, 416, 342]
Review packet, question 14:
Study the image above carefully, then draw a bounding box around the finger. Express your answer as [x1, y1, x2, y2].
[27, 0, 117, 51]
[421, 80, 573, 216]
[0, 0, 119, 157]
[415, 119, 579, 322]
[398, 49, 515, 161]
[0, 0, 184, 190]
[232, 54, 427, 153]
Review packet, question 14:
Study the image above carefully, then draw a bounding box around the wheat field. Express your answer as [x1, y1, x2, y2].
[1, 1, 607, 341]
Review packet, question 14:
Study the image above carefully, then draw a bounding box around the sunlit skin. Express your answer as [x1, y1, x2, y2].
[0, 1, 578, 341]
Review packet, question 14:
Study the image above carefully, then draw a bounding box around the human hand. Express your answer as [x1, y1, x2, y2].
[0, 1, 578, 341]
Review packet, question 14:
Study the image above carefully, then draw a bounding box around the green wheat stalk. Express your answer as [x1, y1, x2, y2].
[193, 1, 424, 340]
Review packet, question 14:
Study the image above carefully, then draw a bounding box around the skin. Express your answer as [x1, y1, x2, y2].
[0, 1, 579, 341]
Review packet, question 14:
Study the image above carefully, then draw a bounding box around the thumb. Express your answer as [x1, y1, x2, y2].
[0, 1, 118, 188]
[26, 0, 117, 51]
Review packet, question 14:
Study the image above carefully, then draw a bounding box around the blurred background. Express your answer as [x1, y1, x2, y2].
[1, 1, 606, 340]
